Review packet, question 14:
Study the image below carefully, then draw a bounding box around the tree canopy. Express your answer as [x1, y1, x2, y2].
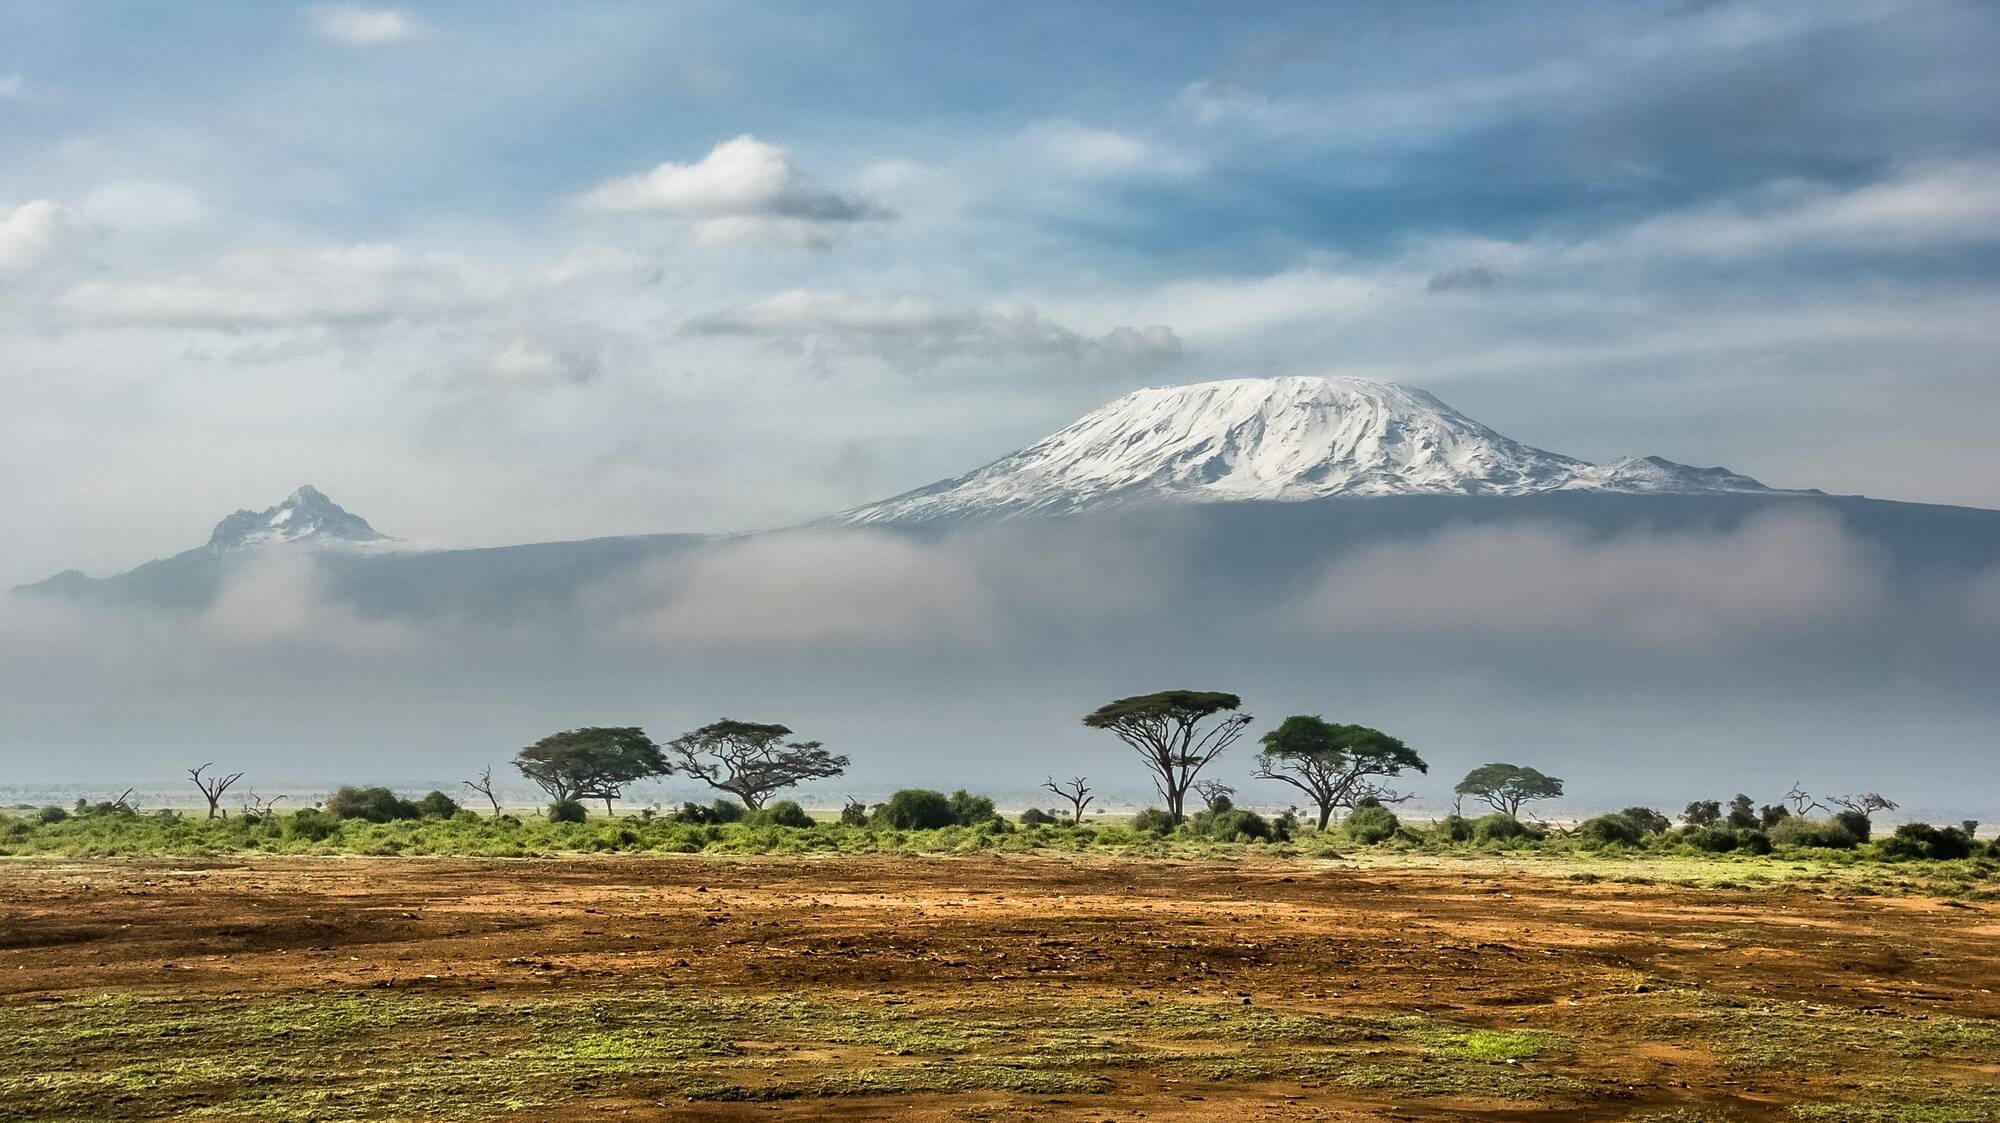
[666, 719, 848, 809]
[1454, 762, 1563, 820]
[1082, 690, 1251, 823]
[1254, 715, 1427, 829]
[514, 727, 667, 812]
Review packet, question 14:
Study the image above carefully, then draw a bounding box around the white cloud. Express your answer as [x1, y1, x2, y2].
[683, 290, 1181, 372]
[1609, 161, 2000, 261]
[584, 531, 996, 649]
[56, 242, 506, 329]
[1022, 120, 1189, 177]
[78, 181, 210, 231]
[577, 135, 887, 248]
[1294, 509, 1888, 651]
[0, 73, 25, 99]
[0, 200, 69, 271]
[306, 5, 427, 45]
[1178, 60, 1592, 150]
[1055, 267, 1379, 341]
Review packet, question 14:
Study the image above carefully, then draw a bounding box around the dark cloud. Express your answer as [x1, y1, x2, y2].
[1425, 265, 1504, 293]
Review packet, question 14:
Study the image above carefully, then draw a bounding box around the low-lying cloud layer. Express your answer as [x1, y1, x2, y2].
[1296, 510, 1890, 651]
[6, 508, 1997, 816]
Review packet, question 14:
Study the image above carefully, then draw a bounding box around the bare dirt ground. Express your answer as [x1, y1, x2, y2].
[2, 853, 1996, 1121]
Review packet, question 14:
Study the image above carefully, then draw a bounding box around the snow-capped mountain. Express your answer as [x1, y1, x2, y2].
[841, 376, 1797, 525]
[203, 485, 392, 553]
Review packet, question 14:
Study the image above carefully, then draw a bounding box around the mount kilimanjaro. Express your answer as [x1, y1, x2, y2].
[17, 375, 1998, 614]
[840, 376, 1793, 525]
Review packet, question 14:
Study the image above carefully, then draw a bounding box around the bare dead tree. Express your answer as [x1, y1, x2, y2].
[1042, 776, 1093, 825]
[1784, 782, 1825, 817]
[1193, 779, 1237, 811]
[462, 767, 502, 815]
[1828, 792, 1899, 816]
[188, 763, 244, 820]
[1347, 778, 1415, 806]
[241, 792, 286, 817]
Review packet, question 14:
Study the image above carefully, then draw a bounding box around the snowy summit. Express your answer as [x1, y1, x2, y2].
[203, 485, 392, 553]
[842, 376, 1790, 524]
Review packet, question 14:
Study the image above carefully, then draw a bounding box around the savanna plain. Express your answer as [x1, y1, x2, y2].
[4, 843, 1998, 1122]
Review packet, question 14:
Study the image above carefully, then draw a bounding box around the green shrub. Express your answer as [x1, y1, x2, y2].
[283, 809, 338, 842]
[1341, 802, 1400, 844]
[1682, 799, 1722, 828]
[1436, 814, 1473, 842]
[840, 799, 868, 827]
[547, 799, 588, 824]
[946, 789, 997, 827]
[1681, 826, 1739, 853]
[1877, 823, 1974, 861]
[1769, 817, 1859, 850]
[1735, 828, 1773, 855]
[1130, 808, 1176, 835]
[707, 799, 747, 824]
[874, 789, 955, 830]
[1190, 806, 1271, 842]
[1577, 813, 1642, 848]
[670, 801, 716, 824]
[1472, 813, 1535, 843]
[324, 786, 421, 823]
[753, 800, 814, 829]
[1019, 807, 1059, 827]
[34, 805, 68, 825]
[1619, 807, 1672, 835]
[1832, 809, 1873, 842]
[415, 791, 460, 819]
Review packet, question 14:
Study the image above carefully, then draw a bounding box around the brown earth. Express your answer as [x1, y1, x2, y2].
[2, 854, 1996, 1121]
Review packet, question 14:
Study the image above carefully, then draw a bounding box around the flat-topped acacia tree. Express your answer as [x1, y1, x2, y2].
[1454, 762, 1564, 821]
[667, 720, 848, 810]
[1254, 716, 1427, 830]
[1083, 690, 1251, 824]
[513, 726, 667, 815]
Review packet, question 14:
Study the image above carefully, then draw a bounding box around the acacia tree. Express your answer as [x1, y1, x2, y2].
[513, 727, 667, 814]
[1082, 690, 1251, 824]
[1253, 716, 1428, 830]
[188, 763, 244, 820]
[1043, 776, 1093, 825]
[1454, 762, 1563, 820]
[666, 720, 848, 810]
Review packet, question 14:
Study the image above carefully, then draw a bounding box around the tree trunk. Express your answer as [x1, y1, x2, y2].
[1316, 803, 1333, 831]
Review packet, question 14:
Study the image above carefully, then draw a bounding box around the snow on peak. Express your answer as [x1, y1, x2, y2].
[842, 376, 1788, 524]
[204, 485, 392, 552]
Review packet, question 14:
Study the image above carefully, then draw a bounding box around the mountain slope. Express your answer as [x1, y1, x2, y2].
[841, 376, 1797, 525]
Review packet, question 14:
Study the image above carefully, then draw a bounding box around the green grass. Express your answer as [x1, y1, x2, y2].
[3, 808, 1995, 886]
[0, 989, 1616, 1121]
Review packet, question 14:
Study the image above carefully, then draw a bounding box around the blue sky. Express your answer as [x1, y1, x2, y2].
[3, 0, 1998, 584]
